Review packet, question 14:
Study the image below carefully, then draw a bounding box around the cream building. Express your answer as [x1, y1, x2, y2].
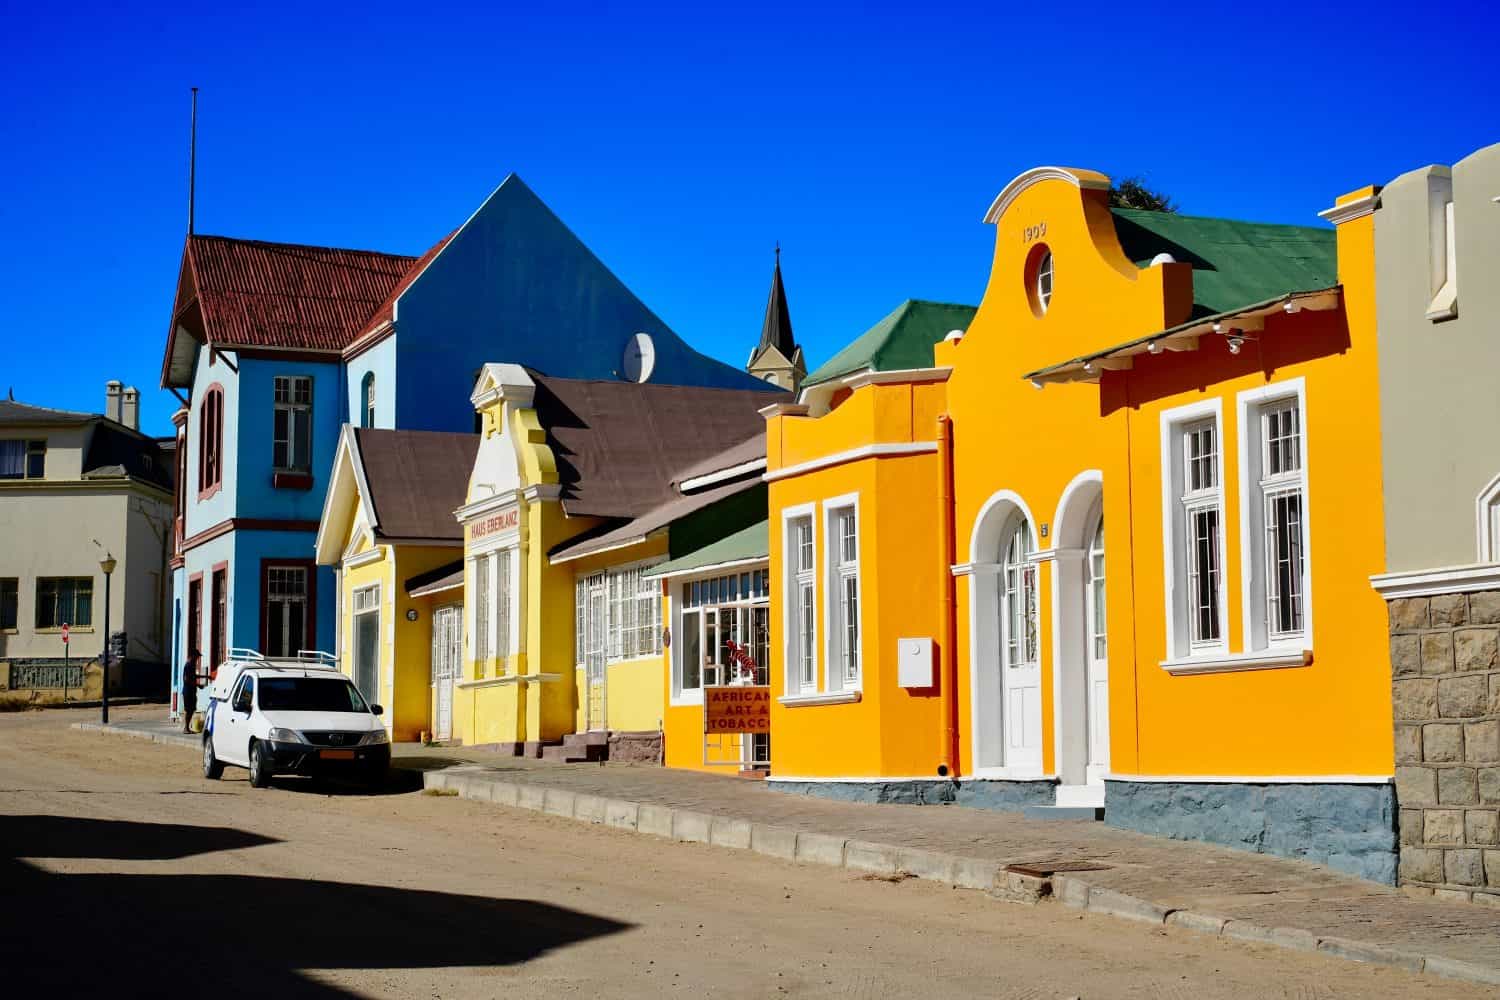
[0, 383, 174, 684]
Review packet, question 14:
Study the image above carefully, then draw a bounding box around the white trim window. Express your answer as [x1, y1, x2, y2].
[785, 509, 817, 695]
[1162, 400, 1227, 658]
[1001, 518, 1038, 671]
[577, 562, 663, 667]
[473, 554, 490, 668]
[1238, 381, 1311, 652]
[495, 549, 512, 661]
[351, 584, 380, 703]
[272, 375, 313, 473]
[825, 499, 861, 690]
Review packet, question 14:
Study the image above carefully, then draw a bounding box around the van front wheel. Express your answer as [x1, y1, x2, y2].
[249, 741, 273, 788]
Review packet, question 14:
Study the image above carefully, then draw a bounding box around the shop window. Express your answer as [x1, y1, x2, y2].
[1, 577, 17, 630]
[676, 569, 770, 698]
[36, 577, 93, 629]
[825, 499, 861, 691]
[273, 375, 313, 472]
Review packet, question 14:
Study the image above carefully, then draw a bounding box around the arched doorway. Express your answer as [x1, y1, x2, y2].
[1051, 472, 1107, 804]
[969, 492, 1042, 774]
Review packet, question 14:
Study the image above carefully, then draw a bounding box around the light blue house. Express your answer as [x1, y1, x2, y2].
[161, 176, 771, 713]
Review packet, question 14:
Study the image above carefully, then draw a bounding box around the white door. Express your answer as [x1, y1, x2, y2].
[1085, 513, 1109, 782]
[584, 573, 607, 731]
[431, 605, 460, 741]
[1001, 519, 1042, 770]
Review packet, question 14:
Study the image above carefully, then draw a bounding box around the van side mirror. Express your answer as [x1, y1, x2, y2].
[371, 704, 384, 716]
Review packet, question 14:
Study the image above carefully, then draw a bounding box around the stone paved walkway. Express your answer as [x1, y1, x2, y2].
[80, 716, 1500, 984]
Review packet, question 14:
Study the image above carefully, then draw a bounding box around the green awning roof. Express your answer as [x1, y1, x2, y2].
[803, 299, 977, 388]
[1110, 209, 1336, 318]
[646, 519, 768, 578]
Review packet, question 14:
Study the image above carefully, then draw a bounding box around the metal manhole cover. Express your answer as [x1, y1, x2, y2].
[1005, 860, 1112, 878]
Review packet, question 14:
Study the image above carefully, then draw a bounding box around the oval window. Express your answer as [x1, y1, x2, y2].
[1024, 244, 1055, 317]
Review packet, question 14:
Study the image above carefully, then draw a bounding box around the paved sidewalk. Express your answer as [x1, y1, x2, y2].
[76, 718, 1500, 986]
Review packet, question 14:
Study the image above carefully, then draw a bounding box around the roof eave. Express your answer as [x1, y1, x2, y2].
[1024, 287, 1342, 386]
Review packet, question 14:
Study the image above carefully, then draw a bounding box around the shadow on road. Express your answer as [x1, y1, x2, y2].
[0, 814, 632, 997]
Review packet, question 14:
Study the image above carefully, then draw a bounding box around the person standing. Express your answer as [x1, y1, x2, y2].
[180, 648, 202, 734]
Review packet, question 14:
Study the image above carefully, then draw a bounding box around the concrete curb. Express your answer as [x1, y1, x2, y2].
[72, 721, 199, 750]
[72, 724, 1500, 988]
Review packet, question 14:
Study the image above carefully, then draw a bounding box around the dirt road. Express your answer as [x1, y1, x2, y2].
[0, 707, 1484, 998]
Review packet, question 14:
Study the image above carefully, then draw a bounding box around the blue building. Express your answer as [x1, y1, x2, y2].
[161, 175, 771, 710]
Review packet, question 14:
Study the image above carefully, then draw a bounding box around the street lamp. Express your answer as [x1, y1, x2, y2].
[99, 553, 116, 725]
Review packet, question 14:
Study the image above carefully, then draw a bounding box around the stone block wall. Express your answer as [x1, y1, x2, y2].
[1389, 590, 1500, 904]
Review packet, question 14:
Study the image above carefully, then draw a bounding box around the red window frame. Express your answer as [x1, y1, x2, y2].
[198, 384, 225, 500]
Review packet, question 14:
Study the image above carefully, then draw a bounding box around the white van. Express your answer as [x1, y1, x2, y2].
[202, 649, 389, 789]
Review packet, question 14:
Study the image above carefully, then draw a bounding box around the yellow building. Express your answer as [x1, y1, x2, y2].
[315, 426, 477, 742]
[455, 364, 777, 758]
[766, 167, 1397, 882]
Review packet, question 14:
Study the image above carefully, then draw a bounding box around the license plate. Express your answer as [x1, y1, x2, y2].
[321, 749, 356, 760]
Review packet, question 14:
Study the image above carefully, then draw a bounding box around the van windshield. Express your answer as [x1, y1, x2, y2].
[258, 677, 369, 714]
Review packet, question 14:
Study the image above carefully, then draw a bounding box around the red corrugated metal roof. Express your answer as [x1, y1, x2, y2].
[343, 231, 456, 357]
[188, 235, 416, 352]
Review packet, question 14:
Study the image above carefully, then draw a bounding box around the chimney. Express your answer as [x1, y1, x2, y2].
[121, 387, 140, 431]
[105, 381, 123, 423]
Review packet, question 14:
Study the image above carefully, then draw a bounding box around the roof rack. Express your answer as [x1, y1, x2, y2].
[226, 647, 266, 662]
[294, 649, 339, 669]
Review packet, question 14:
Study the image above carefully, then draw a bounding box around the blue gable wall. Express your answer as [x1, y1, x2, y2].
[392, 175, 768, 432]
[347, 337, 398, 430]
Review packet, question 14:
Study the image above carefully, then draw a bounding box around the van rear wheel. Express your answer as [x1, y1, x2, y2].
[248, 741, 273, 788]
[202, 738, 224, 780]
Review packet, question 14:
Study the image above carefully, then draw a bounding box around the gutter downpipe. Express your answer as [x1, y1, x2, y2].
[937, 414, 960, 778]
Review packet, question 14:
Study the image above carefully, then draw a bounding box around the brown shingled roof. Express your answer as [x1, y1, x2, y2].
[354, 428, 478, 541]
[530, 374, 785, 520]
[344, 230, 457, 358]
[188, 235, 417, 352]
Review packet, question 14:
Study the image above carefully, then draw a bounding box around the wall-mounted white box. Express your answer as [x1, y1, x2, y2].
[897, 637, 934, 688]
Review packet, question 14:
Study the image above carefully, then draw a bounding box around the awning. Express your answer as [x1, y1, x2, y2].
[407, 559, 464, 598]
[1024, 286, 1342, 386]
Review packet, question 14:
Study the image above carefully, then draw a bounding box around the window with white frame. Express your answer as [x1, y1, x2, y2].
[473, 554, 490, 667]
[273, 375, 313, 472]
[1163, 403, 1227, 659]
[577, 562, 663, 669]
[494, 549, 512, 661]
[786, 513, 816, 694]
[677, 569, 770, 697]
[1001, 518, 1038, 671]
[826, 503, 860, 689]
[1241, 387, 1309, 651]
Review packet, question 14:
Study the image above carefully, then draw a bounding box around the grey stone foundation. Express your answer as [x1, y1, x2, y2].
[1104, 779, 1397, 883]
[607, 730, 663, 764]
[1388, 591, 1500, 904]
[768, 778, 1055, 811]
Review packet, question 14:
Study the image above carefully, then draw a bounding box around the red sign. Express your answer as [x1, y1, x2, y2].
[704, 686, 771, 734]
[470, 508, 519, 540]
[60, 624, 69, 645]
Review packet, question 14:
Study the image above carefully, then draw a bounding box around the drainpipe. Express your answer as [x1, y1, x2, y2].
[937, 414, 960, 778]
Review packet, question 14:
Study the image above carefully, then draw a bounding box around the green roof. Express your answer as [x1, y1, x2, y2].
[1110, 208, 1337, 319]
[803, 299, 978, 388]
[647, 519, 767, 578]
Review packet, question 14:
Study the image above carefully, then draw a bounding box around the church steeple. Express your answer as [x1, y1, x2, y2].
[747, 245, 805, 393]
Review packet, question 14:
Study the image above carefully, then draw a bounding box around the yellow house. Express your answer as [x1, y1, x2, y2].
[456, 364, 777, 758]
[315, 426, 477, 741]
[766, 167, 1397, 882]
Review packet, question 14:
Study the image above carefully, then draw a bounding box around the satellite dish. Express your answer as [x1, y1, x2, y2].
[1149, 252, 1177, 267]
[622, 332, 657, 383]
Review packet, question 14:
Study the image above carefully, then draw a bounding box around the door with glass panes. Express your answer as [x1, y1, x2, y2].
[430, 604, 461, 741]
[584, 572, 607, 730]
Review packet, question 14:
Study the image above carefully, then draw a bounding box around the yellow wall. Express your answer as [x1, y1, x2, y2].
[766, 380, 949, 778]
[765, 168, 1392, 784]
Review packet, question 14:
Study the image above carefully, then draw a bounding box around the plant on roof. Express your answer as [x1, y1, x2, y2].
[1109, 177, 1177, 213]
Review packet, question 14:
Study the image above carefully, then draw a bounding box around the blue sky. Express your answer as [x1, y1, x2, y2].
[2, 1, 1496, 437]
